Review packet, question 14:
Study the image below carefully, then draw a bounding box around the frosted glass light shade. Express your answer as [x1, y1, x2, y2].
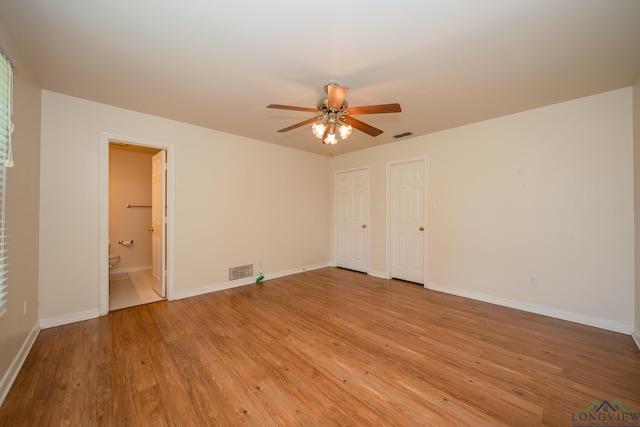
[324, 132, 337, 145]
[338, 124, 352, 139]
[311, 122, 326, 139]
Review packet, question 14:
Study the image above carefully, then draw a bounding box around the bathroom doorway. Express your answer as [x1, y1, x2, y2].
[99, 133, 175, 315]
[109, 143, 163, 310]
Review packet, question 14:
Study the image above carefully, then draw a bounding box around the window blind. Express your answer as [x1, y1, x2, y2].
[0, 52, 13, 318]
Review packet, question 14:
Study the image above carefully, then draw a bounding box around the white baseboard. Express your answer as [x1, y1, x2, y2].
[632, 328, 640, 350]
[427, 282, 633, 335]
[110, 265, 152, 275]
[175, 277, 256, 300]
[175, 262, 330, 300]
[264, 262, 329, 281]
[39, 308, 100, 329]
[0, 323, 40, 407]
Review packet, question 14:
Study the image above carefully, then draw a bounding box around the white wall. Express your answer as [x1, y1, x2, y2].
[331, 88, 635, 332]
[0, 15, 42, 402]
[39, 91, 330, 322]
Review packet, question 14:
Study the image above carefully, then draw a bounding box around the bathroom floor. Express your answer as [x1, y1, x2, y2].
[109, 269, 164, 311]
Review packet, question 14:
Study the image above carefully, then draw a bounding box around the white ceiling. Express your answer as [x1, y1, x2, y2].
[1, 1, 639, 156]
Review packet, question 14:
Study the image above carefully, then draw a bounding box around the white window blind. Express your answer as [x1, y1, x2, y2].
[0, 51, 13, 318]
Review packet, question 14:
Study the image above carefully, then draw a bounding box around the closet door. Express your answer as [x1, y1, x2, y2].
[334, 168, 370, 273]
[391, 160, 426, 284]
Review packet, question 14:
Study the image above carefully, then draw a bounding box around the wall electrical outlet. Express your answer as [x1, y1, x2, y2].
[528, 275, 537, 286]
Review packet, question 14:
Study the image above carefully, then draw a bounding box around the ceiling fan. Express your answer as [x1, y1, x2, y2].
[267, 82, 401, 145]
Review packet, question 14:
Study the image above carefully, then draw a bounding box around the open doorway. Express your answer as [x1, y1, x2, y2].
[99, 133, 175, 315]
[109, 143, 164, 310]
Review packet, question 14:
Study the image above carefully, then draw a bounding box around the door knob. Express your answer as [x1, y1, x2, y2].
[419, 226, 425, 231]
[362, 224, 367, 229]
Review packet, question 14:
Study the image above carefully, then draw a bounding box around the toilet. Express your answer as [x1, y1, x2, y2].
[108, 241, 120, 268]
[109, 254, 120, 268]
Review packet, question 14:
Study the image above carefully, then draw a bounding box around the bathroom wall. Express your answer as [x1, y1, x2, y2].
[109, 145, 157, 273]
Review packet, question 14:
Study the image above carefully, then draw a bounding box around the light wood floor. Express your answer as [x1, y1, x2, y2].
[1, 267, 639, 426]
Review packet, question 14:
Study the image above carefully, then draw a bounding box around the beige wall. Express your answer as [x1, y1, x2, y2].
[109, 146, 155, 272]
[634, 76, 640, 346]
[39, 91, 330, 321]
[0, 17, 41, 395]
[331, 88, 635, 331]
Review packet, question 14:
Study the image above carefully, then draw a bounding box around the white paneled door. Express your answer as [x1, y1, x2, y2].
[391, 160, 426, 284]
[151, 150, 166, 298]
[334, 168, 369, 273]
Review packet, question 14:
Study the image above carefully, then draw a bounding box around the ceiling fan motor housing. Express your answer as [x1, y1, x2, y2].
[317, 97, 348, 112]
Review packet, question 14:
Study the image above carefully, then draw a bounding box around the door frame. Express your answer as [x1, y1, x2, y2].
[99, 132, 176, 316]
[332, 166, 370, 273]
[386, 156, 428, 285]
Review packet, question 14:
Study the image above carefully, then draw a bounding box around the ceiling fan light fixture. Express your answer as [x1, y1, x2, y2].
[338, 123, 352, 139]
[324, 133, 338, 145]
[311, 121, 326, 139]
[324, 126, 338, 145]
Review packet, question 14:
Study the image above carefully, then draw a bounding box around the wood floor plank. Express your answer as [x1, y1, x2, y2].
[1, 267, 639, 426]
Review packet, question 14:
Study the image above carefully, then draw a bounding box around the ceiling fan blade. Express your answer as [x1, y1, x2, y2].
[327, 84, 349, 110]
[267, 104, 317, 113]
[276, 116, 319, 133]
[346, 103, 402, 115]
[343, 116, 383, 137]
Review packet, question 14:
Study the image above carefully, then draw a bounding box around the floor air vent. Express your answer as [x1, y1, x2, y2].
[229, 264, 253, 281]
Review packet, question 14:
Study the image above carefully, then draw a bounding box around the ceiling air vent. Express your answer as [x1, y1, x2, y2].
[393, 131, 413, 139]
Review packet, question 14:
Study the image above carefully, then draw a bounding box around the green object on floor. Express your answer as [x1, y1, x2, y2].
[256, 258, 264, 283]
